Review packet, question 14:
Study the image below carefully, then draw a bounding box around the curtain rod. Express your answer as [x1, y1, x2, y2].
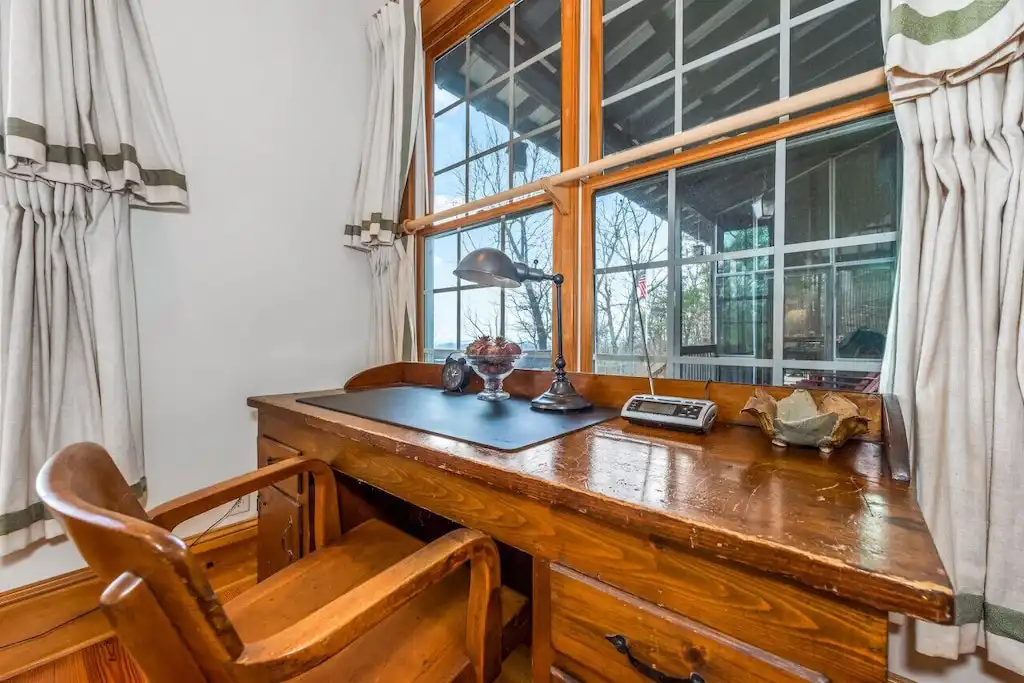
[405, 67, 887, 233]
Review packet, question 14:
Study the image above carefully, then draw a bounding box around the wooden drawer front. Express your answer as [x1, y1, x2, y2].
[257, 484, 303, 581]
[258, 436, 303, 498]
[550, 565, 828, 683]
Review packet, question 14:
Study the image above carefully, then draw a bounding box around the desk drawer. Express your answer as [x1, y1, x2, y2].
[549, 564, 828, 683]
[257, 436, 304, 498]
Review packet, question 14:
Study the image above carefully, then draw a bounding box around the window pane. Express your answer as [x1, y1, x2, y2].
[469, 80, 511, 155]
[504, 209, 554, 354]
[513, 50, 561, 139]
[467, 10, 511, 91]
[784, 368, 881, 391]
[783, 264, 830, 361]
[836, 261, 894, 360]
[680, 37, 780, 132]
[434, 46, 466, 112]
[603, 0, 632, 15]
[676, 364, 773, 384]
[426, 291, 458, 354]
[791, 0, 833, 17]
[791, 1, 883, 95]
[468, 148, 510, 201]
[594, 266, 669, 362]
[783, 246, 895, 362]
[461, 221, 501, 254]
[513, 127, 560, 187]
[714, 258, 774, 359]
[425, 230, 459, 290]
[835, 125, 900, 238]
[461, 287, 502, 345]
[675, 145, 775, 257]
[603, 0, 675, 99]
[433, 166, 466, 212]
[594, 175, 669, 269]
[786, 115, 900, 245]
[603, 80, 675, 156]
[514, 0, 560, 66]
[433, 103, 466, 171]
[682, 1, 778, 64]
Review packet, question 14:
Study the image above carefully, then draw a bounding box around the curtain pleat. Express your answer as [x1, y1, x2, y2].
[0, 0, 183, 553]
[347, 0, 424, 364]
[883, 30, 1024, 671]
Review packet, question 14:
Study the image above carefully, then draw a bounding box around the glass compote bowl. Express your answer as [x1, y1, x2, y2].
[465, 354, 524, 401]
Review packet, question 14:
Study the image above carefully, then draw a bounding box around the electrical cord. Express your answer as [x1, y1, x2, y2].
[0, 497, 245, 652]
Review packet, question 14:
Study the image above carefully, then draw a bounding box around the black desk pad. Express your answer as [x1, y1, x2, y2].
[298, 386, 619, 452]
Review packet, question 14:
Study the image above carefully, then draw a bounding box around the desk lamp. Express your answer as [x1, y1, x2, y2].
[454, 248, 591, 412]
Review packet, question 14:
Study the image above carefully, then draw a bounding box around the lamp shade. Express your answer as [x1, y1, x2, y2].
[453, 248, 522, 288]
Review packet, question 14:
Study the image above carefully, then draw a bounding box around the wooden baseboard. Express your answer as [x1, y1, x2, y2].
[0, 518, 257, 681]
[889, 675, 916, 683]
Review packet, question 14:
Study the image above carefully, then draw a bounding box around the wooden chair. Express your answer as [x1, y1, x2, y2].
[36, 442, 528, 683]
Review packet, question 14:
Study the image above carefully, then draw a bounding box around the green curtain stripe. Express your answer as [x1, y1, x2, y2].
[955, 593, 1024, 643]
[956, 593, 985, 624]
[888, 0, 1010, 45]
[0, 478, 147, 535]
[3, 119, 187, 191]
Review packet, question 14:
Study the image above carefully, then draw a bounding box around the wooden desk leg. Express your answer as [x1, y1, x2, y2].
[533, 559, 553, 683]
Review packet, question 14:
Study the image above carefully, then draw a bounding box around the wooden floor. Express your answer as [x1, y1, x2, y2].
[9, 641, 533, 683]
[8, 641, 143, 683]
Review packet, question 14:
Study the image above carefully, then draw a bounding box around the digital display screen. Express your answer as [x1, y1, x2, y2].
[637, 401, 677, 416]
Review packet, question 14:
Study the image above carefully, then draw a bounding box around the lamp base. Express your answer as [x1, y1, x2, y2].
[531, 376, 592, 412]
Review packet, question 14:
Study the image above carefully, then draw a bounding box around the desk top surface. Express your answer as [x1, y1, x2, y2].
[249, 362, 953, 623]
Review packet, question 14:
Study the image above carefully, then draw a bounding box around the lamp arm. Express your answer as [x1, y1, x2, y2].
[513, 262, 552, 282]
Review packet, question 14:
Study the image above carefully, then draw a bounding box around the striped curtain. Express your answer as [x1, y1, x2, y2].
[881, 0, 1024, 672]
[345, 0, 425, 364]
[0, 0, 187, 553]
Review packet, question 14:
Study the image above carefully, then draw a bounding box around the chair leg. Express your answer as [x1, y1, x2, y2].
[465, 539, 503, 683]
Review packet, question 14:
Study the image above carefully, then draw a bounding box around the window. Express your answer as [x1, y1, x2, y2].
[598, 0, 882, 156]
[592, 114, 900, 386]
[423, 206, 555, 369]
[431, 0, 563, 212]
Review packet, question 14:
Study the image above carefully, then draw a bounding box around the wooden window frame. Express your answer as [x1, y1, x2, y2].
[577, 93, 894, 372]
[418, 0, 582, 368]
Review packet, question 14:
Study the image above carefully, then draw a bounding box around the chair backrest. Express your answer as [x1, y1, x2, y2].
[36, 442, 243, 682]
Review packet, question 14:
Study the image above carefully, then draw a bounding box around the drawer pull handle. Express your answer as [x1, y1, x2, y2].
[605, 635, 705, 683]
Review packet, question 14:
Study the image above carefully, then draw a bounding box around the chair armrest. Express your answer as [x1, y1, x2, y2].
[230, 528, 502, 683]
[149, 457, 341, 547]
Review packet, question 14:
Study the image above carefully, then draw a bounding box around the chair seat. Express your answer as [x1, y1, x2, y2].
[225, 519, 529, 683]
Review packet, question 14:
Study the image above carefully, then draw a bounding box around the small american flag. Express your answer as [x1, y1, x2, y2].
[637, 271, 647, 300]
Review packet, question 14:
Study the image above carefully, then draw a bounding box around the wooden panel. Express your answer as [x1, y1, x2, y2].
[532, 560, 555, 683]
[258, 415, 893, 682]
[587, 0, 603, 163]
[0, 520, 256, 680]
[882, 394, 911, 483]
[423, 0, 511, 56]
[549, 564, 827, 683]
[257, 436, 303, 498]
[256, 486, 302, 581]
[343, 362, 886, 441]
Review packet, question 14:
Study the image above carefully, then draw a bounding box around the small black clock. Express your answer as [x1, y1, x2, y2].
[441, 353, 470, 393]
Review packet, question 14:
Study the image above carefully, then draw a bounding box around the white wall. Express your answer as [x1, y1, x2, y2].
[0, 0, 377, 592]
[890, 624, 1024, 683]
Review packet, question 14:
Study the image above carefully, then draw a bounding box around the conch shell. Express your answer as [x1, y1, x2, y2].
[742, 387, 869, 456]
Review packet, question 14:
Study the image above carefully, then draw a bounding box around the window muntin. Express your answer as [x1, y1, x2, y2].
[599, 0, 883, 156]
[423, 206, 555, 369]
[592, 113, 900, 387]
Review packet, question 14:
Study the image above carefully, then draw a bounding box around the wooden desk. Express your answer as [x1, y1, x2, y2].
[249, 363, 952, 683]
